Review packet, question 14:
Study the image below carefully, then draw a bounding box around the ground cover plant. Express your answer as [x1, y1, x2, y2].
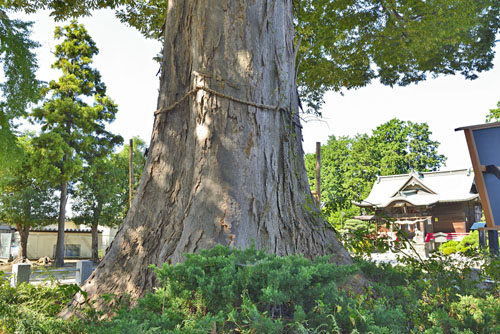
[1, 245, 499, 333]
[84, 246, 499, 334]
[0, 272, 83, 333]
[440, 231, 480, 255]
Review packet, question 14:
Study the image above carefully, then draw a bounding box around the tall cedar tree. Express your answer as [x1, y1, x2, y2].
[72, 137, 146, 263]
[7, 1, 499, 309]
[0, 134, 58, 261]
[0, 9, 40, 169]
[31, 21, 121, 267]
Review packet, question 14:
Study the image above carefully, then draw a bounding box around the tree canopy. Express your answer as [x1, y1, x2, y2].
[5, 0, 500, 114]
[0, 134, 58, 260]
[72, 137, 147, 230]
[0, 9, 40, 168]
[305, 118, 446, 227]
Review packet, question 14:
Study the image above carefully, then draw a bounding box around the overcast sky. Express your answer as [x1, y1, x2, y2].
[16, 9, 500, 171]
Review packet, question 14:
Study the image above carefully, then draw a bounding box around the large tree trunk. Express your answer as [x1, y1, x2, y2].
[91, 222, 99, 264]
[65, 0, 351, 312]
[16, 223, 29, 262]
[55, 180, 67, 267]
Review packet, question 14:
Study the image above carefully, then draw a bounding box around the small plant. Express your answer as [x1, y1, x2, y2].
[0, 271, 84, 333]
[439, 231, 480, 255]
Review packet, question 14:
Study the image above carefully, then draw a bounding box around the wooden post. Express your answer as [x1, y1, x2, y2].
[129, 138, 133, 208]
[315, 142, 321, 206]
[488, 230, 499, 257]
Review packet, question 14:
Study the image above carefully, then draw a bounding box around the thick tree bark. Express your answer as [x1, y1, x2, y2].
[16, 223, 29, 262]
[64, 0, 352, 313]
[55, 180, 67, 267]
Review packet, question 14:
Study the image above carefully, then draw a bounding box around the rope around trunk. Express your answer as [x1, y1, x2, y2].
[154, 85, 279, 116]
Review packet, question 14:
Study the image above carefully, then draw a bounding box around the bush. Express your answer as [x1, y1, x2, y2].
[440, 240, 460, 255]
[87, 245, 363, 333]
[342, 219, 374, 234]
[0, 273, 83, 333]
[86, 245, 500, 334]
[2, 246, 499, 333]
[439, 231, 479, 255]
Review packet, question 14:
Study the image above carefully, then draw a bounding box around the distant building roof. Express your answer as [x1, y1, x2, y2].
[470, 222, 486, 230]
[354, 169, 479, 208]
[30, 227, 102, 233]
[8, 226, 102, 233]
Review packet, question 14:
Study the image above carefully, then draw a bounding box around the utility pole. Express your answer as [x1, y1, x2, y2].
[129, 138, 133, 208]
[315, 141, 321, 206]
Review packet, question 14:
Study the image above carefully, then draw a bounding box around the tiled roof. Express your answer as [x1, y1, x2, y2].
[6, 227, 103, 233]
[354, 169, 479, 208]
[30, 227, 101, 233]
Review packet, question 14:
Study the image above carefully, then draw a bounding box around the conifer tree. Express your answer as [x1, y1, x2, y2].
[31, 21, 122, 267]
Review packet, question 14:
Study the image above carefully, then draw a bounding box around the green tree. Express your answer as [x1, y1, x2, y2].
[306, 119, 446, 227]
[0, 134, 57, 261]
[72, 137, 146, 263]
[372, 118, 446, 175]
[30, 21, 121, 267]
[486, 101, 500, 122]
[0, 9, 40, 169]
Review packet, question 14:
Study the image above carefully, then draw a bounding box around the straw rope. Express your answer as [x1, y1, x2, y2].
[154, 85, 279, 116]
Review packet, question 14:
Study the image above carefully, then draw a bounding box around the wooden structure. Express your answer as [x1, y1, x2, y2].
[456, 122, 500, 255]
[354, 169, 482, 239]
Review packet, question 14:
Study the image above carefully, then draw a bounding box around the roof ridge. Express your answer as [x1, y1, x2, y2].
[378, 168, 471, 179]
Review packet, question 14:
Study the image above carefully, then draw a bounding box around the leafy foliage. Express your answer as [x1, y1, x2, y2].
[439, 231, 485, 255]
[31, 20, 122, 186]
[371, 119, 446, 175]
[79, 246, 500, 333]
[86, 245, 362, 333]
[343, 219, 374, 234]
[485, 100, 500, 123]
[0, 274, 83, 333]
[0, 134, 58, 260]
[5, 1, 500, 114]
[1, 246, 499, 333]
[0, 135, 57, 227]
[0, 9, 40, 169]
[295, 0, 500, 113]
[72, 137, 147, 230]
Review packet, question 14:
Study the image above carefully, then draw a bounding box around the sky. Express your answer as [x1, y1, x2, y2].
[15, 9, 500, 172]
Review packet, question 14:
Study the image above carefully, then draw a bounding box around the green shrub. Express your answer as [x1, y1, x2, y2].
[440, 240, 459, 255]
[342, 219, 374, 234]
[2, 245, 499, 333]
[0, 273, 83, 333]
[87, 245, 364, 333]
[439, 231, 480, 255]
